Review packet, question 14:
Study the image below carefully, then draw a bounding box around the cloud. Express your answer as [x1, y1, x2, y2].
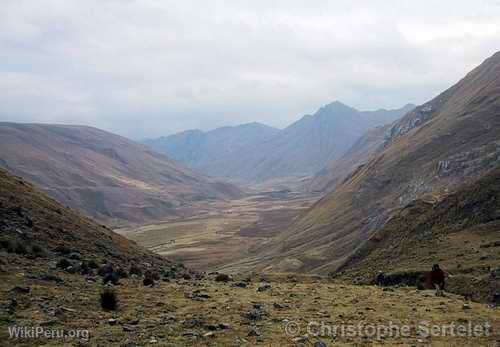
[0, 0, 499, 139]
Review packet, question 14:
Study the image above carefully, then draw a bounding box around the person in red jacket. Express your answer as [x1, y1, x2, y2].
[429, 264, 446, 296]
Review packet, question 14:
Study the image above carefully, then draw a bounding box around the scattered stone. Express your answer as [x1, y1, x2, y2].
[257, 284, 271, 292]
[233, 281, 247, 288]
[66, 252, 81, 260]
[248, 326, 261, 337]
[122, 325, 136, 332]
[10, 286, 31, 294]
[217, 323, 231, 330]
[293, 336, 308, 343]
[273, 302, 287, 309]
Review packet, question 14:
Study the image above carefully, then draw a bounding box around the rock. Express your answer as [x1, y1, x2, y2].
[182, 331, 199, 338]
[257, 284, 271, 292]
[463, 303, 472, 310]
[314, 341, 327, 347]
[122, 325, 136, 332]
[149, 336, 158, 343]
[217, 323, 231, 330]
[204, 324, 218, 331]
[108, 318, 117, 325]
[67, 252, 81, 260]
[248, 326, 261, 337]
[10, 286, 31, 294]
[244, 308, 265, 321]
[293, 336, 308, 343]
[233, 282, 247, 288]
[203, 332, 216, 338]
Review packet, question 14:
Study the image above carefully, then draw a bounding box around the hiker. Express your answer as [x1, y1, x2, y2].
[375, 271, 385, 286]
[429, 264, 446, 296]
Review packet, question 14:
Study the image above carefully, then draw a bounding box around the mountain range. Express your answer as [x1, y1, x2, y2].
[145, 102, 415, 183]
[222, 51, 500, 277]
[0, 123, 242, 226]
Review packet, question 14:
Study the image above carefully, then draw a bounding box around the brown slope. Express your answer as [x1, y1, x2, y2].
[241, 51, 500, 274]
[305, 124, 392, 193]
[0, 168, 173, 269]
[338, 168, 500, 302]
[0, 123, 243, 226]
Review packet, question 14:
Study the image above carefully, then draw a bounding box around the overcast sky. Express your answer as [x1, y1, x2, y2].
[1, 0, 499, 139]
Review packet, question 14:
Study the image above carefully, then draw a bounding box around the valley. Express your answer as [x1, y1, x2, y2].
[117, 190, 321, 271]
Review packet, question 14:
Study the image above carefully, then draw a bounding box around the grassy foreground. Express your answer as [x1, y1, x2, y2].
[1, 261, 499, 346]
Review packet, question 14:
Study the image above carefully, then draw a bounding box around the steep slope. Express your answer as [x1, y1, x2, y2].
[306, 124, 392, 193]
[339, 168, 500, 301]
[233, 51, 500, 274]
[144, 122, 279, 176]
[153, 103, 413, 182]
[0, 123, 242, 226]
[0, 168, 175, 271]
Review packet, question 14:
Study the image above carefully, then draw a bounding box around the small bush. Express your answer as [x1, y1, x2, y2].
[100, 288, 118, 311]
[14, 242, 28, 255]
[57, 258, 72, 270]
[115, 267, 128, 279]
[143, 276, 155, 287]
[87, 259, 99, 269]
[215, 273, 231, 282]
[0, 239, 13, 252]
[54, 245, 73, 255]
[98, 264, 114, 277]
[31, 244, 46, 257]
[144, 270, 160, 281]
[103, 272, 120, 285]
[129, 264, 142, 277]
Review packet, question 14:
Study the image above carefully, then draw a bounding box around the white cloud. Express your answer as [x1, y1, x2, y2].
[0, 0, 499, 139]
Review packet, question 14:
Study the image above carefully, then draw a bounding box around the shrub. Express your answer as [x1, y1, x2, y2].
[57, 258, 72, 270]
[31, 244, 46, 257]
[143, 276, 155, 287]
[144, 270, 160, 281]
[14, 242, 28, 255]
[115, 267, 128, 279]
[215, 273, 231, 282]
[87, 259, 99, 269]
[54, 245, 73, 255]
[103, 272, 120, 285]
[98, 264, 114, 277]
[129, 264, 142, 277]
[0, 239, 13, 252]
[100, 288, 118, 311]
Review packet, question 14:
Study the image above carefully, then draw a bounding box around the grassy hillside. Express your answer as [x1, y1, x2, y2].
[0, 124, 242, 226]
[228, 51, 500, 275]
[339, 168, 500, 302]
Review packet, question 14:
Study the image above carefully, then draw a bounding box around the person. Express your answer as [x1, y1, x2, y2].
[429, 264, 446, 296]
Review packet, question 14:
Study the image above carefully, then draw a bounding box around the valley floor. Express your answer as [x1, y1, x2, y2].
[1, 259, 499, 346]
[116, 191, 320, 272]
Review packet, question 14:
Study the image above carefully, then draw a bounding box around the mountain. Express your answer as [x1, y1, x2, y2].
[147, 103, 414, 182]
[2, 166, 498, 344]
[144, 122, 279, 174]
[339, 167, 500, 302]
[0, 123, 243, 226]
[306, 124, 392, 193]
[0, 168, 176, 272]
[226, 51, 500, 274]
